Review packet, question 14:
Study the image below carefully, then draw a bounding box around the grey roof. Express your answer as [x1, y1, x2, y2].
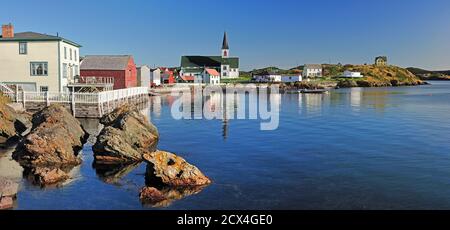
[81, 55, 132, 70]
[0, 32, 81, 47]
[304, 64, 322, 69]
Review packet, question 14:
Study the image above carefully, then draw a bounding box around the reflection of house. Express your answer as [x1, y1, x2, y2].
[303, 64, 323, 78]
[137, 65, 150, 87]
[252, 71, 282, 82]
[281, 75, 302, 83]
[196, 68, 221, 85]
[342, 70, 363, 78]
[375, 56, 387, 66]
[180, 32, 239, 79]
[160, 68, 175, 84]
[80, 55, 137, 90]
[150, 68, 161, 86]
[0, 24, 82, 92]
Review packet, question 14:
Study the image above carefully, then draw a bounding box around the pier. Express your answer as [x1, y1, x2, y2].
[2, 87, 149, 118]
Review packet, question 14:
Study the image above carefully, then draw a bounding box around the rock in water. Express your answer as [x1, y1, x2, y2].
[13, 104, 88, 167]
[0, 196, 13, 210]
[143, 151, 211, 187]
[0, 178, 19, 198]
[93, 105, 159, 164]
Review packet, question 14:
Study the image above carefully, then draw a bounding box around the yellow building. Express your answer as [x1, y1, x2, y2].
[0, 24, 81, 92]
[375, 56, 387, 66]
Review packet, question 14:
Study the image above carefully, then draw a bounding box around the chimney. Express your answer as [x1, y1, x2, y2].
[2, 23, 14, 38]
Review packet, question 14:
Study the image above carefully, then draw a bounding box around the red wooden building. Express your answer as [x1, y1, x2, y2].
[160, 67, 176, 84]
[80, 55, 137, 90]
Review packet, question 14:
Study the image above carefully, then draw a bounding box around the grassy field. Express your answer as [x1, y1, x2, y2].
[221, 75, 253, 84]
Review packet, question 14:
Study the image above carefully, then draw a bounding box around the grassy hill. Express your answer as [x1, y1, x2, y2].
[335, 65, 423, 87]
[238, 64, 424, 87]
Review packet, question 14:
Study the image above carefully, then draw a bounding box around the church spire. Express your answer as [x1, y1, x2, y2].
[222, 31, 229, 50]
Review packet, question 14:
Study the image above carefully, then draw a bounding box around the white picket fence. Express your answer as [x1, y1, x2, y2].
[7, 87, 148, 105]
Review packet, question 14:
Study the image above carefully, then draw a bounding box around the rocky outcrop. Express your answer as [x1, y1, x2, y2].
[143, 151, 211, 187]
[13, 105, 88, 167]
[12, 105, 88, 186]
[93, 105, 159, 164]
[139, 151, 211, 206]
[0, 99, 31, 146]
[0, 178, 19, 210]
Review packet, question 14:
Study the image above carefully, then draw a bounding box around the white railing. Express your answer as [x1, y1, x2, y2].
[9, 87, 149, 105]
[98, 87, 148, 103]
[73, 76, 115, 85]
[0, 83, 15, 94]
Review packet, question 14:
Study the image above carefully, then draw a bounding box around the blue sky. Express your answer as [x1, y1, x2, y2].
[1, 0, 449, 70]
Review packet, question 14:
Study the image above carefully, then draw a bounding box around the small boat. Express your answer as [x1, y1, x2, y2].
[299, 89, 329, 94]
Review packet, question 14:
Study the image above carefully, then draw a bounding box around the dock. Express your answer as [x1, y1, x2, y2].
[3, 87, 149, 118]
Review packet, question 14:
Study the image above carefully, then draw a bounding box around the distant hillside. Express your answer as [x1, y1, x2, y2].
[406, 67, 450, 80]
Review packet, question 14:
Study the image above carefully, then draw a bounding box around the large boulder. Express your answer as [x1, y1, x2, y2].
[13, 104, 88, 167]
[0, 101, 21, 146]
[93, 105, 159, 164]
[143, 151, 211, 187]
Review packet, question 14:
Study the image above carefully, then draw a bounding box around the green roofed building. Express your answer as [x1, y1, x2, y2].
[180, 32, 239, 80]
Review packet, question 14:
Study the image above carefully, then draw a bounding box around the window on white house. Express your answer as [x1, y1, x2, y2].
[19, 42, 27, 54]
[74, 65, 79, 76]
[223, 66, 227, 70]
[40, 86, 48, 92]
[64, 47, 67, 59]
[70, 48, 72, 60]
[63, 63, 68, 78]
[74, 50, 77, 61]
[31, 62, 48, 76]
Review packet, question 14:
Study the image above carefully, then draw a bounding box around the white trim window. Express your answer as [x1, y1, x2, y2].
[63, 63, 68, 78]
[64, 47, 67, 59]
[19, 42, 27, 54]
[30, 62, 48, 76]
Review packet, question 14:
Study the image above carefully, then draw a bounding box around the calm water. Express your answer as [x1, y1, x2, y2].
[1, 81, 450, 210]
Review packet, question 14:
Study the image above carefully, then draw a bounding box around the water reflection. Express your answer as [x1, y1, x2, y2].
[141, 185, 208, 208]
[298, 93, 329, 116]
[93, 162, 141, 186]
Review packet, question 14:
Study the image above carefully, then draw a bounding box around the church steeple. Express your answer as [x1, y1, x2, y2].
[222, 32, 229, 58]
[222, 32, 229, 50]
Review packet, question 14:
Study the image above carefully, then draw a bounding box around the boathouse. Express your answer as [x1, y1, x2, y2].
[80, 55, 137, 90]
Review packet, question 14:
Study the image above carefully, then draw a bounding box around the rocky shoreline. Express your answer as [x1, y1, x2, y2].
[0, 94, 211, 209]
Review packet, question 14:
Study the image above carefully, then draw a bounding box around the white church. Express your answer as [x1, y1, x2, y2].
[180, 32, 240, 80]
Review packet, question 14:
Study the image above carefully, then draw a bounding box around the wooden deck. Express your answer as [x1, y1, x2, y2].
[4, 87, 149, 118]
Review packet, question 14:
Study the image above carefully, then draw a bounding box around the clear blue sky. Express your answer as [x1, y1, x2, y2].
[1, 0, 449, 70]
